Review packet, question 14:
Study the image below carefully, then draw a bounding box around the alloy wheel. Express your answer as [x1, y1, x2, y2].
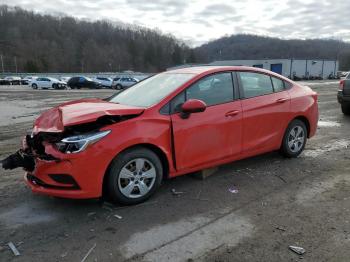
[117, 158, 156, 199]
[287, 126, 305, 153]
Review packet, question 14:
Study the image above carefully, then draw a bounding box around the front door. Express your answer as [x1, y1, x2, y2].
[170, 72, 242, 171]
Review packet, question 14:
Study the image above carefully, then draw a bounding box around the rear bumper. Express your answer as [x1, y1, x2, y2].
[338, 90, 350, 104]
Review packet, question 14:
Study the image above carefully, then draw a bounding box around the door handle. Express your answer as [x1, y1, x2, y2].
[225, 110, 240, 117]
[276, 98, 288, 103]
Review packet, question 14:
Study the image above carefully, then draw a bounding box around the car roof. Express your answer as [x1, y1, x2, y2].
[166, 66, 292, 82]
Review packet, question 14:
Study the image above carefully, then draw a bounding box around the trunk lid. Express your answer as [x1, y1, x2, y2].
[32, 98, 144, 134]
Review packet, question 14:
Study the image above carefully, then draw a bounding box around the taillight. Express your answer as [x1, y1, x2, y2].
[340, 80, 344, 90]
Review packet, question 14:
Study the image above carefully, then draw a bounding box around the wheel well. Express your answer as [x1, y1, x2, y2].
[102, 143, 170, 198]
[294, 116, 310, 138]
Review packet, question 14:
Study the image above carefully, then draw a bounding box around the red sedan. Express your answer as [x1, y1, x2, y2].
[2, 66, 318, 205]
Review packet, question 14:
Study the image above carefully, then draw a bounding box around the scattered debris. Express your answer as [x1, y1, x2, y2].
[196, 189, 202, 199]
[289, 245, 306, 255]
[8, 242, 20, 256]
[114, 214, 122, 219]
[61, 252, 68, 258]
[228, 186, 239, 194]
[275, 225, 286, 232]
[171, 188, 185, 196]
[81, 243, 97, 262]
[275, 174, 287, 183]
[102, 206, 113, 212]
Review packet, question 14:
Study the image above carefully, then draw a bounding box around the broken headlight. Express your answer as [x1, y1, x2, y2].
[55, 130, 111, 153]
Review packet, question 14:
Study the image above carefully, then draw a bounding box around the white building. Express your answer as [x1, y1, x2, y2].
[210, 59, 339, 79]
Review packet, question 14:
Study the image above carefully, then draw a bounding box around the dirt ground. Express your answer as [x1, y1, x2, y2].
[0, 81, 349, 262]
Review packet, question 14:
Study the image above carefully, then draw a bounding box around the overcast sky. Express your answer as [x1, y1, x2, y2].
[2, 0, 350, 46]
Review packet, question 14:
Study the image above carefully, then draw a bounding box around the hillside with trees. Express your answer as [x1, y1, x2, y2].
[195, 34, 350, 70]
[1, 5, 350, 73]
[0, 5, 194, 73]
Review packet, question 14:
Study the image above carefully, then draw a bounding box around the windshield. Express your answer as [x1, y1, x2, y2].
[109, 73, 195, 107]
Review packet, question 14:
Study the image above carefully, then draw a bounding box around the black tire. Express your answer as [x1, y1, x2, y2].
[107, 147, 163, 205]
[116, 84, 122, 90]
[280, 119, 307, 158]
[52, 83, 58, 89]
[341, 103, 350, 115]
[32, 83, 38, 89]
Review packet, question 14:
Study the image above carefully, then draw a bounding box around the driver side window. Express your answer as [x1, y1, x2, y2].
[169, 72, 235, 114]
[186, 73, 234, 106]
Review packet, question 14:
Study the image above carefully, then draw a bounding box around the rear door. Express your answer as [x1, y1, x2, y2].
[170, 72, 242, 170]
[238, 71, 291, 153]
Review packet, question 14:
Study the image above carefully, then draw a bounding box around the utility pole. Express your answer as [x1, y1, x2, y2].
[14, 56, 17, 73]
[0, 54, 4, 73]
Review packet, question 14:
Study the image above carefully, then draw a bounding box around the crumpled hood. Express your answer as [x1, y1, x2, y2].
[33, 98, 144, 134]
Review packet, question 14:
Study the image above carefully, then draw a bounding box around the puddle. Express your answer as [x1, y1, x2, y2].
[0, 203, 57, 228]
[304, 139, 350, 158]
[318, 120, 341, 128]
[121, 213, 253, 261]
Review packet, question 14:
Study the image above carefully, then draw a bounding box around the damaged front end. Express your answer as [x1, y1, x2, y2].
[1, 98, 144, 198]
[1, 113, 138, 171]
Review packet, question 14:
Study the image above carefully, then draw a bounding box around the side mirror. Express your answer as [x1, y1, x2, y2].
[180, 99, 206, 119]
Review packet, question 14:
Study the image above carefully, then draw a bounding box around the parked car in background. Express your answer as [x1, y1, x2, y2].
[22, 76, 38, 85]
[31, 77, 67, 89]
[0, 77, 10, 85]
[67, 76, 102, 89]
[93, 77, 113, 88]
[338, 73, 350, 115]
[112, 77, 139, 89]
[59, 76, 71, 84]
[2, 66, 318, 205]
[5, 76, 21, 85]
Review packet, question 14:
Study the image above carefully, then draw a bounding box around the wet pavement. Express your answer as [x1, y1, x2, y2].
[0, 81, 349, 262]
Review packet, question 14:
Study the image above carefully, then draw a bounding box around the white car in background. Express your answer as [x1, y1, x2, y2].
[93, 77, 113, 88]
[31, 77, 67, 89]
[112, 77, 139, 89]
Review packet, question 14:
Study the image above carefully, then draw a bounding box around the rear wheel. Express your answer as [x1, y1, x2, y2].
[280, 119, 307, 158]
[341, 103, 350, 115]
[107, 147, 163, 205]
[116, 84, 122, 90]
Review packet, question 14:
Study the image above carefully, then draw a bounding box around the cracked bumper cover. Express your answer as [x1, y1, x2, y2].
[24, 139, 110, 199]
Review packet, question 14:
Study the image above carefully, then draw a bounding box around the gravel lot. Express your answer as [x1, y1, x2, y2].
[0, 81, 349, 262]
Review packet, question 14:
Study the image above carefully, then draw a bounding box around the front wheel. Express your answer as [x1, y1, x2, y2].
[280, 119, 307, 158]
[32, 83, 38, 89]
[341, 103, 350, 115]
[107, 147, 163, 205]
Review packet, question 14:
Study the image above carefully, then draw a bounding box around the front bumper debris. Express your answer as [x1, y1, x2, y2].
[1, 150, 35, 171]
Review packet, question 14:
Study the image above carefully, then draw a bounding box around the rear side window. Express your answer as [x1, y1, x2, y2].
[239, 72, 273, 98]
[271, 77, 284, 92]
[186, 72, 234, 106]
